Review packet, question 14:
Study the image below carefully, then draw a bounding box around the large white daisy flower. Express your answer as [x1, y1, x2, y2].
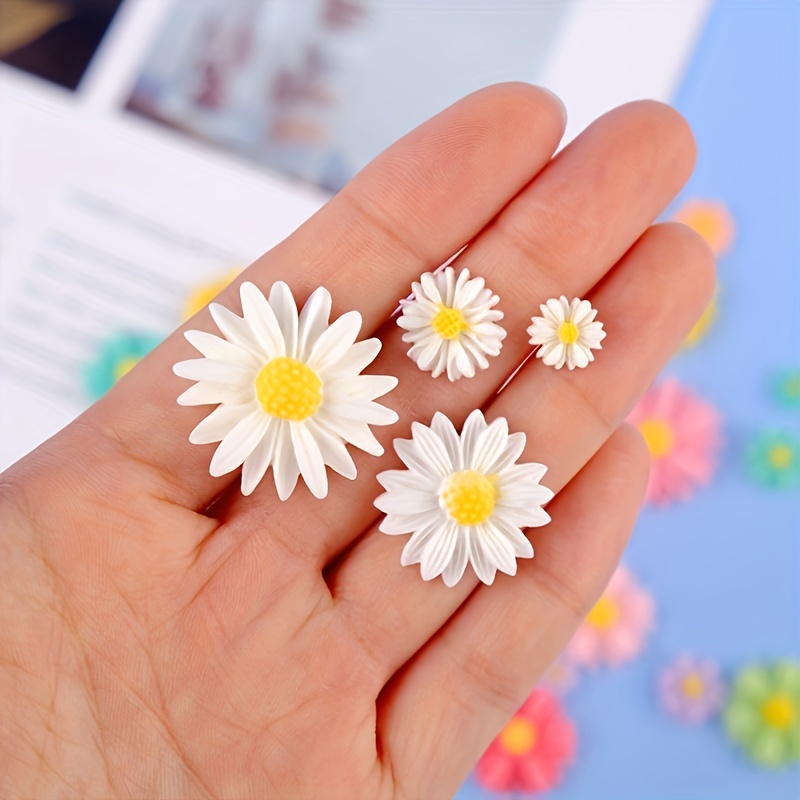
[397, 266, 505, 381]
[375, 410, 554, 587]
[173, 281, 398, 499]
[527, 296, 606, 370]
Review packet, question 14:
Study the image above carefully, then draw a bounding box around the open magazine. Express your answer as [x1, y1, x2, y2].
[0, 0, 710, 469]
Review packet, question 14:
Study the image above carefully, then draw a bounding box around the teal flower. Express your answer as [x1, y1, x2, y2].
[83, 331, 163, 401]
[746, 430, 800, 490]
[724, 661, 800, 768]
[773, 369, 800, 409]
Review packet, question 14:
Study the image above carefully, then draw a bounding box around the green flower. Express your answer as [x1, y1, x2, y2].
[773, 369, 800, 409]
[746, 430, 800, 490]
[83, 331, 163, 401]
[724, 661, 800, 768]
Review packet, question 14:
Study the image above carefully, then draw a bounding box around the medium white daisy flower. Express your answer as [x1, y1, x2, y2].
[173, 281, 398, 499]
[527, 296, 606, 370]
[375, 410, 554, 587]
[397, 266, 505, 381]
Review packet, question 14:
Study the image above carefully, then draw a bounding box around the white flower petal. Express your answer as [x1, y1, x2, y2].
[374, 487, 440, 515]
[460, 409, 487, 466]
[472, 417, 509, 473]
[209, 411, 269, 477]
[290, 422, 328, 499]
[489, 516, 534, 559]
[308, 310, 362, 372]
[380, 508, 441, 535]
[419, 272, 443, 305]
[328, 374, 398, 402]
[269, 281, 299, 359]
[502, 461, 549, 486]
[455, 274, 484, 307]
[306, 418, 357, 480]
[468, 531, 500, 585]
[411, 421, 455, 478]
[190, 402, 257, 445]
[184, 330, 260, 368]
[571, 344, 590, 369]
[209, 303, 261, 355]
[318, 414, 383, 456]
[177, 381, 253, 407]
[173, 358, 253, 385]
[297, 286, 332, 361]
[442, 529, 470, 587]
[401, 519, 443, 566]
[419, 520, 459, 581]
[430, 412, 462, 470]
[240, 281, 285, 357]
[326, 400, 398, 426]
[487, 431, 527, 474]
[393, 438, 442, 480]
[474, 523, 518, 577]
[495, 493, 552, 527]
[334, 338, 382, 375]
[452, 341, 475, 380]
[272, 421, 300, 500]
[241, 423, 278, 496]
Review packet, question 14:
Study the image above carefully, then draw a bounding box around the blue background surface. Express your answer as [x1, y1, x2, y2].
[458, 2, 800, 799]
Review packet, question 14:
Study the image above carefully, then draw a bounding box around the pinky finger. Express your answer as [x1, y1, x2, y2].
[378, 424, 650, 799]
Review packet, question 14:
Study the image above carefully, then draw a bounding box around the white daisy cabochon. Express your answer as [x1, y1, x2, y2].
[398, 266, 505, 381]
[173, 281, 398, 499]
[528, 296, 606, 370]
[375, 410, 554, 587]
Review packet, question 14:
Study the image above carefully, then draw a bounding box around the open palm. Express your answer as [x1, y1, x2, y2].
[0, 84, 712, 799]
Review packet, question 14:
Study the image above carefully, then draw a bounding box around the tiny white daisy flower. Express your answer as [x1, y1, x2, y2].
[527, 296, 606, 370]
[397, 266, 505, 381]
[375, 410, 554, 587]
[173, 281, 398, 499]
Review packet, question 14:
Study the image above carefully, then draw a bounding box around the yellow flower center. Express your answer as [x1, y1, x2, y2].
[113, 356, 140, 383]
[183, 269, 239, 320]
[681, 674, 705, 700]
[683, 293, 717, 348]
[441, 470, 496, 525]
[254, 357, 322, 421]
[499, 718, 537, 755]
[761, 694, 795, 730]
[684, 208, 726, 250]
[768, 444, 793, 470]
[586, 596, 619, 629]
[558, 320, 580, 345]
[432, 305, 468, 340]
[637, 418, 675, 459]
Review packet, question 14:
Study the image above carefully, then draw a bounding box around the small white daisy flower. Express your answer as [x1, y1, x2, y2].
[527, 296, 606, 370]
[375, 410, 554, 587]
[173, 281, 398, 499]
[397, 266, 505, 381]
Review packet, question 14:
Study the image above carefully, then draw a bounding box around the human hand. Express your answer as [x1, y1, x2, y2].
[0, 84, 712, 799]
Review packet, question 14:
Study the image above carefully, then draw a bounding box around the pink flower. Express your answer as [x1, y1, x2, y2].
[658, 655, 726, 723]
[565, 566, 655, 668]
[475, 690, 576, 794]
[627, 378, 722, 506]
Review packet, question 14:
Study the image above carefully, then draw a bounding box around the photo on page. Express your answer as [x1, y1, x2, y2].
[125, 0, 570, 191]
[0, 0, 123, 90]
